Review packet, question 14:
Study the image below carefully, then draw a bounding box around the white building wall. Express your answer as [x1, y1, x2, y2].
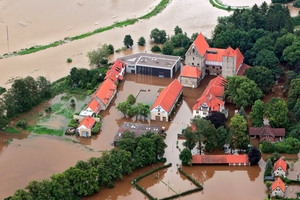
[150, 106, 168, 121]
[272, 187, 285, 197]
[274, 167, 286, 177]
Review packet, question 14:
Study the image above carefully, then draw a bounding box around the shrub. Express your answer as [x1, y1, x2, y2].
[0, 86, 6, 95]
[108, 44, 114, 54]
[137, 37, 146, 46]
[68, 119, 78, 128]
[16, 120, 28, 129]
[91, 122, 102, 134]
[67, 58, 72, 63]
[45, 106, 52, 113]
[151, 45, 161, 52]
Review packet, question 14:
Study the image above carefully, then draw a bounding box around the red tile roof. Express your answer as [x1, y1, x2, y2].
[193, 76, 227, 111]
[78, 116, 96, 129]
[192, 155, 249, 164]
[105, 60, 125, 81]
[180, 66, 201, 78]
[206, 48, 225, 62]
[237, 63, 251, 76]
[151, 79, 183, 113]
[235, 48, 244, 72]
[86, 99, 101, 114]
[92, 79, 117, 105]
[193, 33, 209, 57]
[272, 178, 285, 192]
[274, 158, 287, 172]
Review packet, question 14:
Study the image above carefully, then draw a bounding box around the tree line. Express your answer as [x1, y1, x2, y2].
[6, 131, 167, 199]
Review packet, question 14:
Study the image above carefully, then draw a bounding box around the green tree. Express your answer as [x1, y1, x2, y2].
[126, 94, 136, 105]
[288, 78, 300, 109]
[229, 114, 249, 150]
[253, 50, 279, 69]
[225, 76, 263, 108]
[108, 44, 114, 54]
[170, 33, 190, 48]
[264, 97, 289, 128]
[162, 40, 174, 55]
[151, 45, 161, 52]
[283, 41, 300, 67]
[150, 133, 168, 159]
[245, 66, 275, 93]
[265, 181, 272, 191]
[150, 28, 167, 44]
[137, 37, 146, 46]
[86, 44, 110, 67]
[132, 137, 156, 169]
[261, 140, 275, 153]
[10, 189, 34, 200]
[250, 100, 265, 127]
[116, 101, 131, 117]
[203, 123, 218, 152]
[183, 127, 197, 151]
[174, 25, 183, 35]
[123, 35, 134, 48]
[179, 148, 192, 166]
[216, 126, 230, 149]
[294, 0, 300, 7]
[283, 70, 297, 91]
[264, 158, 273, 176]
[238, 106, 247, 121]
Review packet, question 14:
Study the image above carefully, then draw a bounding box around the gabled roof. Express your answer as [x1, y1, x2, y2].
[151, 79, 183, 113]
[274, 158, 287, 172]
[181, 66, 201, 78]
[272, 178, 285, 192]
[105, 60, 125, 81]
[192, 155, 249, 164]
[78, 116, 96, 129]
[235, 48, 244, 71]
[193, 76, 227, 111]
[237, 63, 251, 76]
[86, 99, 101, 114]
[92, 79, 117, 105]
[249, 125, 285, 138]
[193, 33, 209, 57]
[206, 48, 225, 62]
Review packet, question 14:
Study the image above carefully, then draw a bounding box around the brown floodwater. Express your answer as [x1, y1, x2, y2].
[2, 0, 298, 199]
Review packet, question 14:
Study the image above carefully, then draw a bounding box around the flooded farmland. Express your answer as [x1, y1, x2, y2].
[1, 0, 299, 199]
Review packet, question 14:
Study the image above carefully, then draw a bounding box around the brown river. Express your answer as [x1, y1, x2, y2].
[1, 0, 300, 199]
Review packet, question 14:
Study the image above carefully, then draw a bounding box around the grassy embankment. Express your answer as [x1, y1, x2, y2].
[7, 0, 171, 56]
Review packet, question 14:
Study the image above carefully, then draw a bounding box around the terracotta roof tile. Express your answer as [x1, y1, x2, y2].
[206, 48, 226, 62]
[192, 155, 249, 164]
[180, 66, 201, 78]
[92, 79, 116, 105]
[78, 116, 96, 129]
[249, 125, 285, 138]
[235, 48, 244, 72]
[274, 158, 287, 172]
[86, 99, 101, 113]
[193, 76, 227, 111]
[272, 177, 285, 192]
[151, 79, 183, 113]
[194, 33, 209, 57]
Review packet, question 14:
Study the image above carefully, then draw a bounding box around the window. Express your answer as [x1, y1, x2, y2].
[196, 111, 199, 114]
[192, 63, 194, 65]
[212, 66, 215, 69]
[193, 57, 195, 60]
[158, 109, 160, 112]
[158, 113, 160, 115]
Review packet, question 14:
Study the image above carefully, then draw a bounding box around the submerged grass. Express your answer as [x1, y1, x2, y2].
[56, 107, 75, 119]
[4, 126, 21, 134]
[3, 0, 171, 57]
[26, 125, 64, 136]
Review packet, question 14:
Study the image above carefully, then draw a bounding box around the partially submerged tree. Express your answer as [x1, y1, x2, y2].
[86, 44, 110, 67]
[248, 146, 262, 165]
[123, 35, 134, 48]
[229, 114, 250, 150]
[150, 28, 167, 44]
[137, 37, 146, 46]
[250, 100, 265, 127]
[179, 148, 192, 166]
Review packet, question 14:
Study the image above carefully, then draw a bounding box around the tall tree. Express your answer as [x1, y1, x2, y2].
[162, 40, 174, 55]
[229, 114, 250, 150]
[205, 111, 227, 128]
[248, 146, 262, 165]
[123, 35, 134, 48]
[216, 126, 230, 149]
[86, 44, 110, 67]
[150, 28, 167, 44]
[288, 78, 300, 109]
[264, 97, 289, 128]
[179, 148, 192, 166]
[250, 100, 265, 127]
[137, 37, 146, 46]
[183, 127, 197, 151]
[225, 76, 263, 108]
[245, 66, 275, 93]
[174, 25, 183, 35]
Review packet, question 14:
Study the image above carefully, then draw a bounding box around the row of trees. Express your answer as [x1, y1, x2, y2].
[7, 132, 167, 199]
[116, 94, 150, 120]
[261, 138, 300, 153]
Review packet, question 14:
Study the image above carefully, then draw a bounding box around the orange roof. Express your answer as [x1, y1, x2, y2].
[193, 33, 209, 56]
[274, 158, 287, 172]
[180, 66, 201, 78]
[92, 79, 116, 105]
[193, 76, 227, 111]
[272, 178, 285, 192]
[192, 155, 249, 164]
[206, 48, 225, 62]
[151, 79, 183, 113]
[105, 60, 125, 81]
[235, 48, 244, 71]
[78, 116, 96, 129]
[86, 99, 101, 113]
[236, 63, 250, 76]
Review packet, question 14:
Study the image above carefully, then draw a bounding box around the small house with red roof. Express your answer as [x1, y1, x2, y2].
[273, 158, 287, 177]
[185, 32, 247, 78]
[192, 76, 227, 118]
[249, 125, 285, 142]
[88, 78, 117, 112]
[180, 65, 202, 88]
[76, 116, 96, 137]
[150, 79, 183, 121]
[272, 177, 286, 197]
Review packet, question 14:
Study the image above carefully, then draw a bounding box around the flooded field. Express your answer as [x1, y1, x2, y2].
[0, 0, 298, 199]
